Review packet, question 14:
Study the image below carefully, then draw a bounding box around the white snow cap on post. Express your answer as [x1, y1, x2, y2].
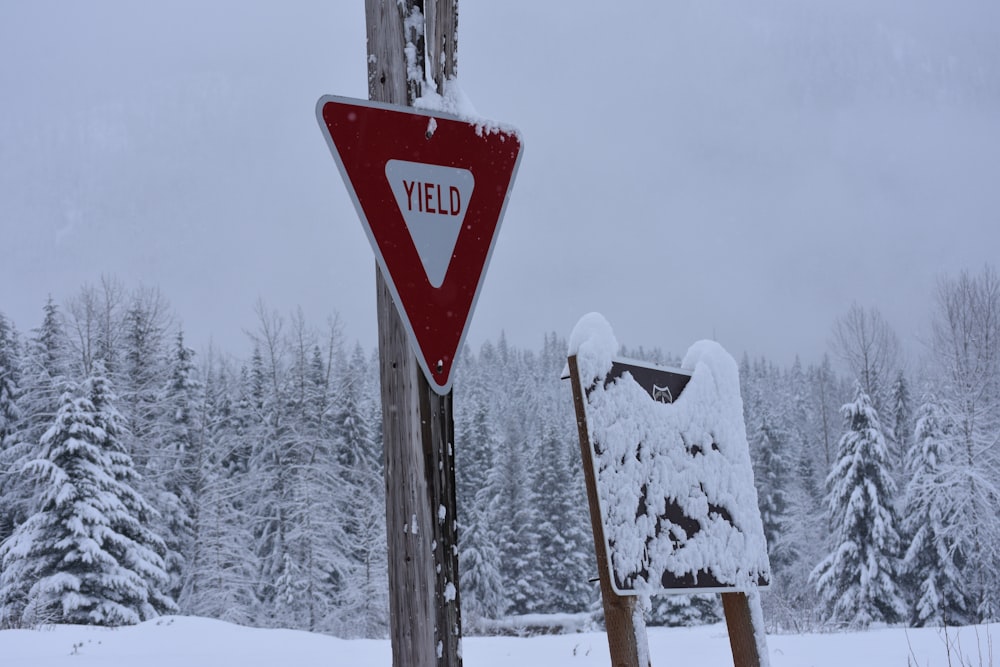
[568, 312, 619, 384]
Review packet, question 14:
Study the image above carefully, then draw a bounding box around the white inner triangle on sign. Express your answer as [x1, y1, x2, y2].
[385, 159, 475, 288]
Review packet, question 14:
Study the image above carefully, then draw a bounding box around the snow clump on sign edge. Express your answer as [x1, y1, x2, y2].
[414, 78, 519, 138]
[568, 312, 619, 384]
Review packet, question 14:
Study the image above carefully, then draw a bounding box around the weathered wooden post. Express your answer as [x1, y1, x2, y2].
[569, 353, 651, 667]
[320, 5, 519, 664]
[721, 591, 765, 667]
[365, 2, 462, 665]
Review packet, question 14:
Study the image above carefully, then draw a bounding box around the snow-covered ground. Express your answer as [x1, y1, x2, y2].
[2, 616, 996, 666]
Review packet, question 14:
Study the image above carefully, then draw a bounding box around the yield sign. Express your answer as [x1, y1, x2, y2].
[316, 95, 523, 394]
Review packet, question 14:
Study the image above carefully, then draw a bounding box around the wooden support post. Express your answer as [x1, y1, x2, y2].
[366, 1, 462, 666]
[722, 592, 764, 667]
[425, 0, 458, 92]
[568, 355, 651, 667]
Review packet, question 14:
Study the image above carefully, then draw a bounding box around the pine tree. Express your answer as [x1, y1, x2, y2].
[888, 370, 912, 476]
[87, 367, 176, 618]
[928, 267, 1000, 620]
[455, 373, 508, 626]
[118, 286, 172, 475]
[0, 313, 26, 545]
[750, 412, 791, 571]
[532, 332, 594, 615]
[3, 300, 69, 557]
[244, 309, 351, 633]
[900, 396, 970, 626]
[492, 428, 541, 616]
[244, 313, 294, 625]
[810, 384, 905, 628]
[333, 343, 388, 638]
[178, 352, 257, 624]
[0, 313, 22, 446]
[648, 594, 722, 627]
[21, 298, 69, 451]
[762, 363, 832, 629]
[0, 371, 174, 627]
[153, 330, 202, 603]
[530, 424, 592, 614]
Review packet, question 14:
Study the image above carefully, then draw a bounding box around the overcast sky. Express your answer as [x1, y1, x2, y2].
[2, 1, 999, 368]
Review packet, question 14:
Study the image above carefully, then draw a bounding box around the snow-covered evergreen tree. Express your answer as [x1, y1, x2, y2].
[455, 366, 508, 627]
[928, 267, 1000, 621]
[3, 300, 70, 562]
[153, 330, 202, 603]
[900, 396, 970, 626]
[648, 594, 722, 627]
[20, 298, 69, 452]
[0, 370, 174, 627]
[0, 313, 22, 446]
[0, 313, 26, 546]
[810, 384, 905, 628]
[750, 412, 792, 571]
[786, 359, 826, 512]
[238, 310, 354, 633]
[177, 351, 257, 624]
[531, 423, 592, 614]
[888, 370, 912, 476]
[493, 431, 541, 616]
[86, 367, 176, 618]
[118, 286, 172, 476]
[330, 342, 387, 637]
[243, 313, 294, 626]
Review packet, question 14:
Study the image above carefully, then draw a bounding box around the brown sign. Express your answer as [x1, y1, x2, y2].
[577, 356, 771, 595]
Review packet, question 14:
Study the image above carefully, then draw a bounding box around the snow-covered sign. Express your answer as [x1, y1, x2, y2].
[568, 313, 771, 596]
[316, 95, 523, 394]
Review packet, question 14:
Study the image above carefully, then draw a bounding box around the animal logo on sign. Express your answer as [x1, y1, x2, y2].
[651, 384, 674, 404]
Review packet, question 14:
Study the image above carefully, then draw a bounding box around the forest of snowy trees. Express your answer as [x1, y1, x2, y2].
[1, 266, 998, 635]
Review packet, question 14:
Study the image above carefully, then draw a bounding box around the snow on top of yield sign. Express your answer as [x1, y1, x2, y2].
[414, 77, 519, 138]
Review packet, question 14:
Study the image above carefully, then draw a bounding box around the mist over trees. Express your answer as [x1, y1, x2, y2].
[2, 266, 999, 634]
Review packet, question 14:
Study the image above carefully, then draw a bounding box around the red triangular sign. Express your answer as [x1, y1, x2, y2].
[316, 95, 523, 394]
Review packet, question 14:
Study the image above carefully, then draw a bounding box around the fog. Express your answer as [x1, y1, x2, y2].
[2, 0, 998, 365]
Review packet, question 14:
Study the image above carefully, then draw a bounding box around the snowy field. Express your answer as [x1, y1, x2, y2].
[1, 616, 996, 667]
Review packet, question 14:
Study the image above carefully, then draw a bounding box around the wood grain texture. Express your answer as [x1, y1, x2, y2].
[366, 2, 462, 665]
[722, 592, 765, 667]
[365, 0, 409, 105]
[425, 0, 458, 94]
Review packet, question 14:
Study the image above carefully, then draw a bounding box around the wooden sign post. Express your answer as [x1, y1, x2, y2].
[721, 591, 765, 667]
[366, 2, 462, 666]
[569, 354, 650, 667]
[331, 2, 517, 665]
